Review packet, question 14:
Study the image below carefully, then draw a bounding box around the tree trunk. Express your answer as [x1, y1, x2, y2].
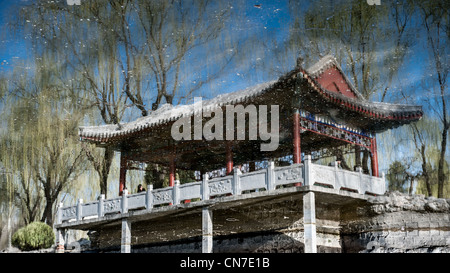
[437, 78, 448, 198]
[438, 123, 448, 198]
[355, 146, 361, 169]
[420, 144, 433, 197]
[100, 146, 115, 199]
[334, 148, 351, 171]
[41, 196, 54, 227]
[362, 150, 370, 174]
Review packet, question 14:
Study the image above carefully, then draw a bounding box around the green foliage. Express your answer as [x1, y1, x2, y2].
[143, 163, 196, 190]
[178, 169, 197, 185]
[11, 222, 55, 251]
[144, 164, 166, 189]
[387, 161, 408, 193]
[415, 160, 450, 198]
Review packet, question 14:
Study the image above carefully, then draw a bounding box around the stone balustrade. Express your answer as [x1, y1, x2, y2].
[57, 156, 385, 225]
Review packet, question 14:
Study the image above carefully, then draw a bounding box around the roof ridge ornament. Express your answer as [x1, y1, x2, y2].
[296, 56, 304, 69]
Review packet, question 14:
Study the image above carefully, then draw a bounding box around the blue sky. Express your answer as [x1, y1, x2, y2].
[0, 0, 430, 101]
[0, 0, 29, 70]
[0, 0, 293, 91]
[0, 0, 447, 180]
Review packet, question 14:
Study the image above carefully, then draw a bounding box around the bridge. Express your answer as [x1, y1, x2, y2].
[54, 156, 385, 253]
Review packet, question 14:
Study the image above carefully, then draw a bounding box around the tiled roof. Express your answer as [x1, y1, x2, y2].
[306, 54, 365, 100]
[299, 64, 423, 121]
[79, 81, 276, 142]
[79, 55, 422, 143]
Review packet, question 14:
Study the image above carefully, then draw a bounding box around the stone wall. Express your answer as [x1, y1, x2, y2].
[91, 230, 341, 253]
[341, 192, 450, 253]
[87, 195, 342, 253]
[85, 191, 450, 253]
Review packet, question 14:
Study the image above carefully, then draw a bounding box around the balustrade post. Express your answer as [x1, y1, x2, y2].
[202, 206, 213, 253]
[355, 166, 364, 194]
[146, 184, 153, 210]
[303, 191, 317, 253]
[334, 161, 339, 186]
[232, 167, 241, 195]
[267, 161, 275, 191]
[173, 180, 180, 205]
[98, 194, 105, 218]
[122, 189, 128, 213]
[304, 155, 313, 186]
[57, 202, 63, 225]
[202, 173, 209, 200]
[357, 166, 363, 188]
[55, 228, 65, 253]
[76, 199, 83, 221]
[121, 219, 131, 253]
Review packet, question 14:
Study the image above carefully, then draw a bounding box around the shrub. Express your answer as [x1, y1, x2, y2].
[12, 222, 55, 251]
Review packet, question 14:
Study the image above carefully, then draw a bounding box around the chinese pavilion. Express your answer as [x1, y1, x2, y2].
[79, 55, 423, 196]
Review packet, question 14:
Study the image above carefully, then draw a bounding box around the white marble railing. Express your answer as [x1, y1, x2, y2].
[304, 156, 385, 195]
[57, 156, 385, 225]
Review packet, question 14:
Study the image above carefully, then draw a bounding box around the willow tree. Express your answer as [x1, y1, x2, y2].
[128, 0, 235, 113]
[417, 0, 449, 198]
[17, 0, 237, 197]
[285, 0, 380, 172]
[280, 0, 418, 174]
[407, 116, 449, 197]
[398, 0, 450, 198]
[0, 64, 43, 226]
[0, 111, 23, 248]
[409, 117, 437, 197]
[0, 37, 88, 226]
[1, 102, 42, 225]
[17, 0, 133, 198]
[35, 109, 85, 226]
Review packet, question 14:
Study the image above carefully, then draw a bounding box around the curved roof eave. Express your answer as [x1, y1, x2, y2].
[79, 55, 423, 143]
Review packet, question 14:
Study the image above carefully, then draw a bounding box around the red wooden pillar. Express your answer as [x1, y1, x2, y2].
[370, 135, 379, 177]
[293, 109, 301, 164]
[169, 158, 175, 187]
[169, 147, 176, 187]
[249, 161, 256, 172]
[226, 141, 233, 175]
[119, 154, 127, 196]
